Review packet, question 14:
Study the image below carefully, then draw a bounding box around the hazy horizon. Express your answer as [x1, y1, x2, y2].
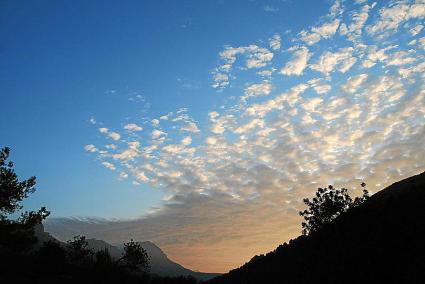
[1, 0, 424, 273]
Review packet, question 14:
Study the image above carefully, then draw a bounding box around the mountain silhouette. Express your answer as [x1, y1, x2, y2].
[34, 224, 219, 281]
[83, 238, 220, 281]
[208, 171, 425, 284]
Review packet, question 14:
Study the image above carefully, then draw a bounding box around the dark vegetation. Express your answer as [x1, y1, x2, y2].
[208, 172, 425, 284]
[299, 183, 369, 235]
[0, 147, 198, 284]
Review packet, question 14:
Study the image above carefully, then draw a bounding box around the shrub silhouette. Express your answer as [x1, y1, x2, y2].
[299, 183, 369, 235]
[0, 147, 49, 254]
[120, 239, 151, 272]
[66, 235, 94, 265]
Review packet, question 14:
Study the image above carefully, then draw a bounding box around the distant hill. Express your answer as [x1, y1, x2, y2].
[208, 171, 425, 284]
[34, 225, 219, 281]
[83, 238, 220, 281]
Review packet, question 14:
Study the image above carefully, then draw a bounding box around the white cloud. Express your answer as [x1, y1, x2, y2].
[219, 45, 273, 69]
[302, 97, 323, 112]
[398, 61, 425, 79]
[280, 46, 311, 76]
[409, 24, 423, 36]
[98, 127, 120, 141]
[245, 83, 309, 117]
[329, 0, 343, 18]
[210, 124, 225, 134]
[340, 3, 374, 42]
[162, 144, 184, 154]
[205, 136, 217, 145]
[367, 1, 425, 36]
[245, 47, 274, 69]
[124, 123, 143, 132]
[257, 69, 275, 77]
[105, 144, 117, 150]
[84, 144, 98, 153]
[212, 45, 274, 89]
[209, 113, 234, 135]
[308, 78, 331, 94]
[310, 47, 357, 75]
[112, 141, 140, 161]
[299, 31, 321, 46]
[386, 50, 417, 66]
[242, 81, 272, 100]
[119, 172, 128, 179]
[108, 132, 121, 141]
[209, 111, 219, 119]
[181, 136, 192, 146]
[269, 34, 281, 50]
[341, 74, 368, 94]
[102, 162, 116, 171]
[151, 129, 166, 139]
[419, 37, 425, 49]
[136, 171, 149, 182]
[300, 19, 340, 45]
[152, 119, 160, 126]
[361, 45, 395, 68]
[234, 118, 264, 134]
[181, 122, 200, 133]
[212, 73, 230, 89]
[160, 114, 171, 120]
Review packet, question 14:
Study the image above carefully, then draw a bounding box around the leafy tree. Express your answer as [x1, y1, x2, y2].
[299, 183, 369, 235]
[120, 239, 150, 272]
[66, 235, 94, 264]
[0, 147, 36, 216]
[0, 146, 50, 252]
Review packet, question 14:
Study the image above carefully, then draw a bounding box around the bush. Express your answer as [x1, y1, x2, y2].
[299, 183, 369, 235]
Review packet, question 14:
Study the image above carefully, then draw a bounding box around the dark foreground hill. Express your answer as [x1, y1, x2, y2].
[208, 171, 425, 284]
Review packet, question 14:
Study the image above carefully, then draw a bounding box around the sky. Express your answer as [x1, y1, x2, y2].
[1, 0, 425, 273]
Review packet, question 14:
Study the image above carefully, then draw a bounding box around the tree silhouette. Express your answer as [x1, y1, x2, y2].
[0, 146, 49, 252]
[120, 239, 150, 272]
[66, 235, 94, 264]
[299, 183, 369, 235]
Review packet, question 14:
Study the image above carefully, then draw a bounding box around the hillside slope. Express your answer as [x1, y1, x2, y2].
[84, 238, 220, 281]
[34, 225, 219, 280]
[208, 171, 425, 284]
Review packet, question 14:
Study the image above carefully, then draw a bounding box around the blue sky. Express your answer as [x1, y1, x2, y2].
[0, 0, 327, 218]
[1, 0, 425, 273]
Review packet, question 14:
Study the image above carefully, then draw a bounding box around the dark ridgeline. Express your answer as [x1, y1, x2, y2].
[208, 171, 425, 284]
[80, 238, 220, 280]
[33, 225, 220, 281]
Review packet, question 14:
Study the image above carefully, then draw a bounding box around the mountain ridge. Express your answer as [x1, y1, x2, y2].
[34, 225, 220, 281]
[208, 171, 425, 283]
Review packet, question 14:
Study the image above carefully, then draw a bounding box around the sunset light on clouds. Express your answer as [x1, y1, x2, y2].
[2, 0, 424, 274]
